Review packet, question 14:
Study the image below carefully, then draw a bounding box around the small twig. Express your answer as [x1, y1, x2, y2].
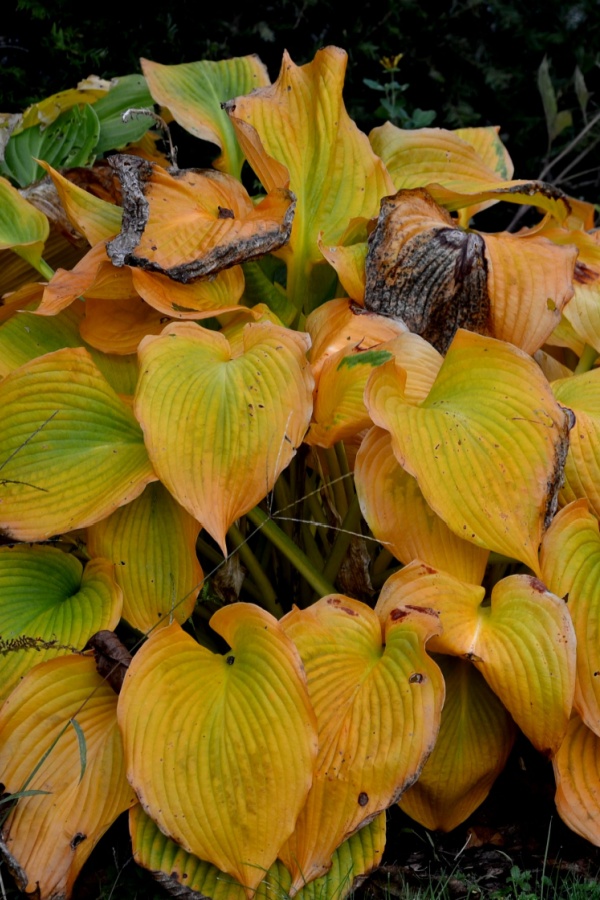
[121, 108, 178, 168]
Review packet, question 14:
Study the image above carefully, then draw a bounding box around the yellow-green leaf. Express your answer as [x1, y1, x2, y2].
[0, 347, 156, 540]
[355, 427, 489, 584]
[0, 175, 49, 273]
[38, 160, 123, 245]
[0, 545, 121, 703]
[279, 596, 444, 893]
[135, 321, 313, 553]
[553, 715, 600, 846]
[399, 657, 516, 831]
[226, 47, 394, 311]
[541, 500, 600, 736]
[552, 369, 600, 518]
[142, 56, 270, 179]
[87, 482, 202, 633]
[118, 607, 318, 895]
[376, 564, 575, 755]
[130, 804, 385, 900]
[365, 330, 572, 572]
[0, 654, 137, 900]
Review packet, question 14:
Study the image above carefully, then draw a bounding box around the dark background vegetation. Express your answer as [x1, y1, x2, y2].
[2, 0, 600, 201]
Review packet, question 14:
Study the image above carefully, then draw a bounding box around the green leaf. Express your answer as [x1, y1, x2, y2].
[93, 74, 155, 154]
[1, 104, 100, 187]
[363, 78, 386, 91]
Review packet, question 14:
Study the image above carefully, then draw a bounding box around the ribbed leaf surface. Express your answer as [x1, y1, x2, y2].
[399, 657, 516, 831]
[0, 347, 155, 540]
[0, 655, 136, 900]
[118, 607, 318, 895]
[130, 804, 385, 900]
[87, 482, 202, 633]
[39, 161, 123, 244]
[365, 330, 572, 571]
[541, 500, 600, 736]
[377, 564, 575, 755]
[0, 545, 121, 702]
[0, 175, 49, 270]
[306, 298, 406, 380]
[355, 427, 489, 583]
[279, 596, 444, 892]
[553, 715, 600, 846]
[227, 47, 394, 310]
[142, 56, 270, 179]
[135, 321, 313, 552]
[552, 370, 600, 518]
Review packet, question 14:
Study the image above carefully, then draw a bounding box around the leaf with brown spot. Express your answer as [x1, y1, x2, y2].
[279, 595, 444, 893]
[106, 155, 295, 283]
[365, 189, 490, 354]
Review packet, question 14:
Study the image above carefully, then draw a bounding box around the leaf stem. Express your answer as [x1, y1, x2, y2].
[246, 506, 336, 598]
[323, 446, 348, 518]
[13, 249, 55, 281]
[228, 523, 282, 618]
[334, 440, 354, 506]
[323, 494, 362, 585]
[574, 343, 598, 374]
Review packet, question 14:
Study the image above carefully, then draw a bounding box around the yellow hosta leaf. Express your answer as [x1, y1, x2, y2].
[131, 266, 245, 318]
[0, 296, 139, 394]
[364, 188, 576, 354]
[135, 321, 313, 553]
[553, 715, 600, 846]
[279, 596, 443, 893]
[376, 564, 575, 755]
[548, 229, 600, 353]
[37, 242, 133, 315]
[541, 501, 600, 736]
[0, 175, 49, 272]
[38, 161, 123, 245]
[131, 804, 385, 900]
[399, 657, 516, 831]
[534, 349, 573, 382]
[318, 230, 368, 303]
[0, 347, 155, 540]
[79, 295, 173, 354]
[106, 157, 295, 282]
[454, 127, 514, 181]
[0, 545, 121, 702]
[87, 482, 202, 633]
[370, 124, 509, 193]
[0, 655, 136, 900]
[365, 330, 572, 571]
[226, 47, 394, 310]
[483, 229, 576, 354]
[18, 87, 106, 131]
[307, 332, 443, 448]
[355, 427, 489, 583]
[552, 370, 600, 518]
[142, 56, 270, 179]
[306, 297, 407, 380]
[118, 607, 318, 896]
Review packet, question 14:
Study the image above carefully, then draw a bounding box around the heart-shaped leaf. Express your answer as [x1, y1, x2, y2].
[553, 714, 600, 845]
[365, 330, 572, 572]
[0, 545, 121, 702]
[135, 321, 313, 553]
[552, 370, 600, 519]
[279, 596, 444, 892]
[118, 606, 318, 895]
[376, 564, 575, 755]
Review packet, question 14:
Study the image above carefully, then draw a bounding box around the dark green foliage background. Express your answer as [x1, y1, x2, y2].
[2, 0, 600, 192]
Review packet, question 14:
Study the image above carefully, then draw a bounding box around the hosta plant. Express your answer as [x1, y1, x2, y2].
[0, 44, 599, 900]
